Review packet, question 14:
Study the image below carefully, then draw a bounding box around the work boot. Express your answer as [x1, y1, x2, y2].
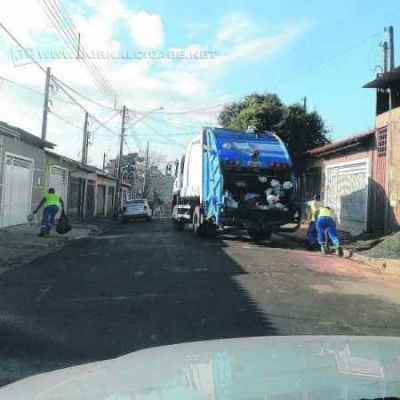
[320, 245, 328, 255]
[336, 247, 344, 257]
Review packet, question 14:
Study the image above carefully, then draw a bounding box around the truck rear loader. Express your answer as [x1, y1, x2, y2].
[171, 127, 300, 239]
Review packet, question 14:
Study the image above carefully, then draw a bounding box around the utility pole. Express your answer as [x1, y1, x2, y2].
[114, 105, 127, 217]
[382, 40, 389, 73]
[81, 112, 89, 164]
[386, 26, 395, 71]
[41, 67, 51, 141]
[77, 33, 81, 59]
[143, 141, 149, 196]
[103, 153, 106, 171]
[303, 96, 307, 113]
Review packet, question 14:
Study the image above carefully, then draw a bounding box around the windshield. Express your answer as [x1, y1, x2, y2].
[1, 0, 400, 398]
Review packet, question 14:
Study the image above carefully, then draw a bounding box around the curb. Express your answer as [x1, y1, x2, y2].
[350, 253, 400, 275]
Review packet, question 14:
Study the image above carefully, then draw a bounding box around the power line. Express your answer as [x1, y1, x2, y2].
[146, 114, 207, 131]
[135, 102, 227, 116]
[137, 119, 186, 148]
[43, 0, 116, 98]
[49, 109, 82, 131]
[52, 76, 117, 112]
[0, 74, 45, 97]
[91, 110, 120, 133]
[41, 0, 113, 99]
[126, 127, 144, 153]
[0, 73, 75, 106]
[0, 19, 120, 138]
[40, 0, 116, 101]
[52, 0, 116, 99]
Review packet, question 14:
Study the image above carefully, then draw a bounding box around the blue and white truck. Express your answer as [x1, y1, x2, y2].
[171, 127, 300, 239]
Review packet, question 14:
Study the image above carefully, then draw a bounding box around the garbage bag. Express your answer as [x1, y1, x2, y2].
[56, 210, 72, 234]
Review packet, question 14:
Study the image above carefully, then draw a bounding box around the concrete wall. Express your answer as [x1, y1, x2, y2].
[376, 107, 400, 228]
[0, 133, 46, 214]
[95, 175, 116, 216]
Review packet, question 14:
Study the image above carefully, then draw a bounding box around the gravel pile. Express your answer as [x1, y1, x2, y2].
[362, 231, 400, 260]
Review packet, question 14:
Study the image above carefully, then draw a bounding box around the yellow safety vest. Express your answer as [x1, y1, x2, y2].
[44, 193, 61, 208]
[318, 207, 335, 218]
[308, 200, 321, 222]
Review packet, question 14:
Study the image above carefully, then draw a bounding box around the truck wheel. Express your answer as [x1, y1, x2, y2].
[173, 220, 185, 231]
[204, 222, 217, 238]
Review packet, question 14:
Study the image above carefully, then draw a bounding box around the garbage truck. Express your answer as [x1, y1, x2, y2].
[171, 127, 301, 239]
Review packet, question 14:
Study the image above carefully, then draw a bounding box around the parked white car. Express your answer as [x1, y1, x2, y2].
[122, 199, 152, 222]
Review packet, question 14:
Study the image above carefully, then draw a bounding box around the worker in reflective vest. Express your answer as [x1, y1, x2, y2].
[316, 206, 343, 257]
[33, 188, 64, 237]
[305, 194, 321, 249]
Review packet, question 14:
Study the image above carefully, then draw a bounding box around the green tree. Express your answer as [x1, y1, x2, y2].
[218, 93, 330, 157]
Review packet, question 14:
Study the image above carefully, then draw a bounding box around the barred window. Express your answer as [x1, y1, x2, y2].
[377, 129, 387, 156]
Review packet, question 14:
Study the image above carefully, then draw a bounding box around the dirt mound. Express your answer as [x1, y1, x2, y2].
[362, 231, 400, 260]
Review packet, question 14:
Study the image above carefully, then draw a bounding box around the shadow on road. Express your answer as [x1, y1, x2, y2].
[0, 220, 277, 384]
[219, 228, 306, 251]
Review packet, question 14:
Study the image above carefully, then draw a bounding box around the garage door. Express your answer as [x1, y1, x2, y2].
[1, 154, 33, 228]
[49, 165, 68, 210]
[325, 160, 369, 234]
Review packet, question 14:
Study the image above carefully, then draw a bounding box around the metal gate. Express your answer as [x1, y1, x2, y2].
[86, 180, 95, 218]
[325, 160, 369, 234]
[1, 153, 33, 228]
[96, 185, 106, 216]
[68, 177, 84, 218]
[107, 186, 114, 216]
[48, 165, 68, 209]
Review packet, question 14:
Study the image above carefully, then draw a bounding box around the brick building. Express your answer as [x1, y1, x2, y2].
[364, 66, 400, 232]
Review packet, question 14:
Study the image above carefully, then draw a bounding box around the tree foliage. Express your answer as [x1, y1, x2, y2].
[218, 93, 330, 157]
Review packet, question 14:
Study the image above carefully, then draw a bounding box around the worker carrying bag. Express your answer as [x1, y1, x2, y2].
[56, 210, 72, 235]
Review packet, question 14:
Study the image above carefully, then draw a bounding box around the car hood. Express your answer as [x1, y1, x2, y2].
[1, 336, 400, 400]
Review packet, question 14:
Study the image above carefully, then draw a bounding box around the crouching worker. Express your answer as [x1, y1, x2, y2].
[33, 188, 64, 237]
[305, 194, 321, 250]
[316, 206, 343, 257]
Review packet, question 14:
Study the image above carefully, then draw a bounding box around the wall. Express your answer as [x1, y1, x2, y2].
[376, 107, 400, 228]
[45, 153, 70, 210]
[0, 133, 46, 214]
[301, 146, 376, 234]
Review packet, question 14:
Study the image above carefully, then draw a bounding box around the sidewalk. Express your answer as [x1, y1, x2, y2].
[280, 224, 400, 276]
[0, 218, 114, 274]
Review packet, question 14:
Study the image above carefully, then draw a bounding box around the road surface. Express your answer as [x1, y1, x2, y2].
[1, 219, 400, 385]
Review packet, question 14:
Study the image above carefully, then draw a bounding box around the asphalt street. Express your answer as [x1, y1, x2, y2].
[2, 219, 400, 386]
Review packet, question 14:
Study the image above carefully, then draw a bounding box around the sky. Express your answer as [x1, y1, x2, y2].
[0, 0, 399, 167]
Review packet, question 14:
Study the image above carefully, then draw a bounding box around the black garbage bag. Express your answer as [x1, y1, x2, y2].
[56, 210, 72, 234]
